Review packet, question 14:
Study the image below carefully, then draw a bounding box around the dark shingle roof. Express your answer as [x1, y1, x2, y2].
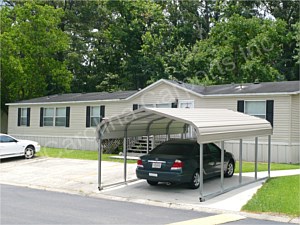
[10, 80, 299, 105]
[167, 80, 300, 95]
[16, 90, 138, 104]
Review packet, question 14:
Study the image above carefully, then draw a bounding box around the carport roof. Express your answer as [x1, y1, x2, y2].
[97, 108, 272, 143]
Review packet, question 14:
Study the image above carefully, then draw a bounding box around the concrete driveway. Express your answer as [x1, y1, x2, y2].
[1, 156, 299, 223]
[0, 157, 136, 195]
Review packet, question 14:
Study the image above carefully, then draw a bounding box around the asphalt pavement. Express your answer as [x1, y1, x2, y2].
[0, 184, 291, 225]
[0, 157, 299, 224]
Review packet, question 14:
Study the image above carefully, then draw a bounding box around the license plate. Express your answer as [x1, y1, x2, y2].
[149, 173, 158, 177]
[152, 162, 162, 168]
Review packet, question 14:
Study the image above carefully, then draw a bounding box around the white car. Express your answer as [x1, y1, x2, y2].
[0, 134, 40, 159]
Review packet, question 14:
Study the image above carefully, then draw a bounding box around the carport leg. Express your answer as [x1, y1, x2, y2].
[146, 135, 149, 154]
[123, 134, 128, 183]
[221, 141, 224, 192]
[255, 137, 258, 180]
[268, 135, 271, 178]
[239, 139, 243, 185]
[166, 120, 172, 142]
[199, 144, 205, 202]
[98, 139, 103, 191]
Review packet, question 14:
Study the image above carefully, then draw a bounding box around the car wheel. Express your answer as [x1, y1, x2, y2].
[189, 170, 200, 189]
[147, 180, 158, 186]
[24, 146, 35, 159]
[225, 160, 234, 177]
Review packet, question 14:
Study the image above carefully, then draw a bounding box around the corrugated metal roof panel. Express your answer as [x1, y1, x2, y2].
[97, 108, 272, 143]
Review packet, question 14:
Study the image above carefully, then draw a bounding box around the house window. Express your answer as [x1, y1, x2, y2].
[237, 100, 274, 126]
[138, 103, 172, 109]
[91, 106, 101, 127]
[41, 107, 70, 127]
[86, 105, 105, 127]
[55, 108, 67, 126]
[244, 101, 266, 119]
[18, 108, 30, 127]
[43, 108, 54, 126]
[20, 108, 27, 126]
[156, 103, 172, 108]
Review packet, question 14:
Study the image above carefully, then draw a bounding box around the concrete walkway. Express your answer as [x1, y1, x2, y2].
[0, 157, 299, 224]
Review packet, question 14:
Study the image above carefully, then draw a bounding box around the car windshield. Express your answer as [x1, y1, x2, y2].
[150, 143, 195, 156]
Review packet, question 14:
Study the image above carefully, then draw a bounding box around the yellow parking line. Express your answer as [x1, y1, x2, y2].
[166, 214, 246, 225]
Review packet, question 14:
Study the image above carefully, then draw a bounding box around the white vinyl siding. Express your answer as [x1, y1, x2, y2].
[291, 94, 300, 143]
[132, 83, 195, 105]
[200, 95, 291, 143]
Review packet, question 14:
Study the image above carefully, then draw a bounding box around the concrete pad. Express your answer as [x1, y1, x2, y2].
[0, 157, 136, 194]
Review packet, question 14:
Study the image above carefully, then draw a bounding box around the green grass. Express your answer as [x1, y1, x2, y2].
[235, 161, 300, 173]
[36, 147, 137, 163]
[242, 175, 300, 217]
[37, 147, 300, 171]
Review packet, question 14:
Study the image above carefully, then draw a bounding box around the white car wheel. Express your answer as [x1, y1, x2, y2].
[24, 147, 34, 159]
[189, 170, 200, 189]
[225, 160, 235, 177]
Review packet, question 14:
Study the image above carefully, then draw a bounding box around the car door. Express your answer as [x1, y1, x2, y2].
[0, 135, 22, 156]
[202, 144, 217, 175]
[207, 143, 222, 174]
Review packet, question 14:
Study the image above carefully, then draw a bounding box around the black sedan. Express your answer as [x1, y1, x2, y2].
[136, 139, 235, 189]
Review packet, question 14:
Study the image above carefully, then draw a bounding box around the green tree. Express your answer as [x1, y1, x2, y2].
[186, 15, 289, 84]
[257, 0, 299, 80]
[0, 1, 72, 110]
[103, 0, 166, 89]
[294, 22, 300, 65]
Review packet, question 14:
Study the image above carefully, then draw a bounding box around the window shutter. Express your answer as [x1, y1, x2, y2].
[237, 100, 244, 113]
[86, 106, 90, 127]
[27, 108, 31, 127]
[171, 102, 178, 108]
[17, 108, 21, 126]
[100, 105, 105, 122]
[266, 100, 274, 127]
[66, 107, 70, 127]
[133, 104, 138, 110]
[40, 107, 44, 127]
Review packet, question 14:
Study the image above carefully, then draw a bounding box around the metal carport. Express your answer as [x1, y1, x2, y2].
[96, 108, 273, 201]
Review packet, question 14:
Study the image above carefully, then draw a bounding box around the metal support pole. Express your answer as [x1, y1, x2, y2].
[184, 124, 187, 139]
[220, 141, 225, 192]
[268, 135, 271, 178]
[98, 138, 103, 190]
[255, 137, 258, 180]
[199, 143, 204, 202]
[123, 131, 128, 183]
[166, 120, 174, 141]
[239, 139, 243, 185]
[146, 135, 149, 154]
